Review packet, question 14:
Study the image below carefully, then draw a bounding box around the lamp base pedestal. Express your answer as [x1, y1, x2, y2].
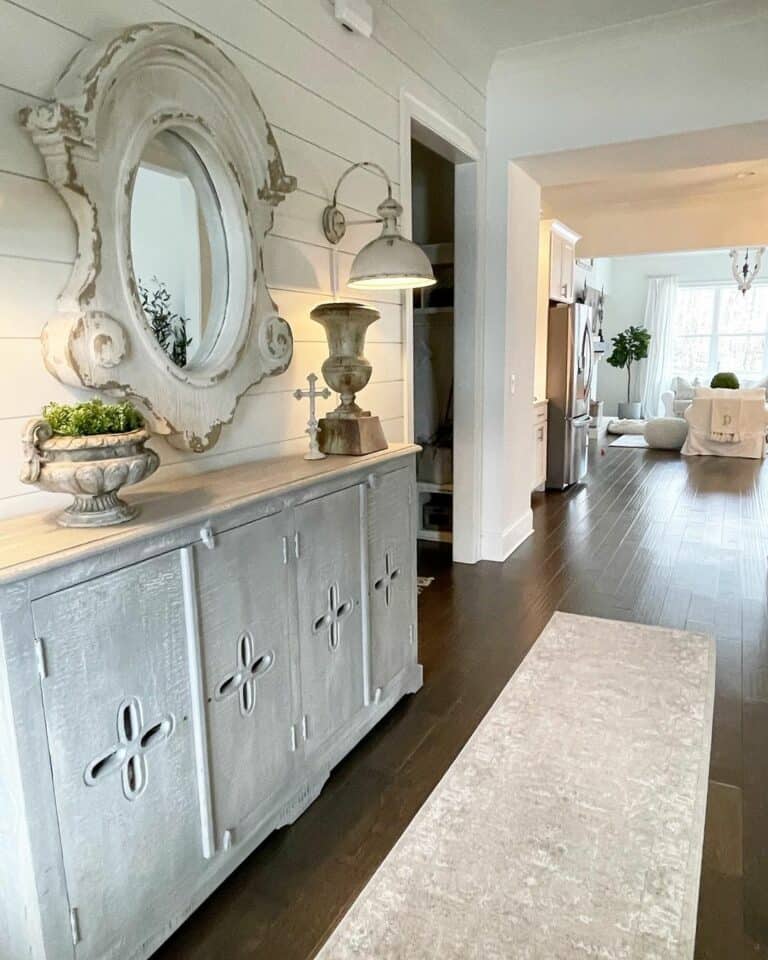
[318, 415, 388, 456]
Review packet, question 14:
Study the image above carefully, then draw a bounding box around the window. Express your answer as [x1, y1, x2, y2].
[671, 283, 768, 383]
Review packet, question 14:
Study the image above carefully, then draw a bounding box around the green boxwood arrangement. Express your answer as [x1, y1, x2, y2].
[710, 372, 740, 389]
[42, 399, 144, 437]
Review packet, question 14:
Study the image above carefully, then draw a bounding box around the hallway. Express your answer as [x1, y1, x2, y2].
[156, 443, 767, 959]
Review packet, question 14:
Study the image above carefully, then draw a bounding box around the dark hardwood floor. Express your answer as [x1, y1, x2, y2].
[155, 442, 767, 959]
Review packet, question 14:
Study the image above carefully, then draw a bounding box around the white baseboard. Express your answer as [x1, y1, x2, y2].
[480, 509, 533, 563]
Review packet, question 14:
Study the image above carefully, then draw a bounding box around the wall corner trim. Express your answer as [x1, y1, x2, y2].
[480, 509, 534, 563]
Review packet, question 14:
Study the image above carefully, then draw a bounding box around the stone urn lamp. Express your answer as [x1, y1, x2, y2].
[20, 419, 159, 527]
[312, 301, 388, 455]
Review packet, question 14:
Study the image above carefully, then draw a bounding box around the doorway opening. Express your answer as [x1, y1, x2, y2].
[401, 94, 482, 566]
[411, 139, 455, 547]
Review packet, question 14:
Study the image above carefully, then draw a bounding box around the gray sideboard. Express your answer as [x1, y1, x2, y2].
[0, 444, 421, 960]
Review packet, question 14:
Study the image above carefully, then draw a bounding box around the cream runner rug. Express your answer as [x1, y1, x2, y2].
[610, 433, 649, 448]
[317, 612, 715, 960]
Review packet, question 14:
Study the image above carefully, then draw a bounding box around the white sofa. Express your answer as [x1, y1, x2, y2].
[661, 377, 701, 418]
[662, 375, 768, 418]
[681, 387, 768, 459]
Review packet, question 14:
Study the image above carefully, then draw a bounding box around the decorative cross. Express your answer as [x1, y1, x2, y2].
[312, 582, 354, 650]
[84, 696, 174, 802]
[374, 550, 401, 607]
[214, 631, 275, 717]
[294, 373, 331, 460]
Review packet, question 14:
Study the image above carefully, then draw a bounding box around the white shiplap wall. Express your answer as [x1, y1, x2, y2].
[0, 0, 485, 519]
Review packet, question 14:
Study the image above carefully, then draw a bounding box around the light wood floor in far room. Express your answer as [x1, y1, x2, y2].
[154, 442, 767, 959]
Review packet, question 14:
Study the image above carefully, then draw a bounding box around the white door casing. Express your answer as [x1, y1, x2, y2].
[399, 89, 484, 564]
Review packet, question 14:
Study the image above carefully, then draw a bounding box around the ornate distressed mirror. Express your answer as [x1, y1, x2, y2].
[21, 23, 296, 451]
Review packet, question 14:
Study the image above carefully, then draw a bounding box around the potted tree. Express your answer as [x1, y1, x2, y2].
[606, 325, 652, 419]
[20, 399, 159, 527]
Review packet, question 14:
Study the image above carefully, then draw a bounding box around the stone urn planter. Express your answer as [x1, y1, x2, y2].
[20, 420, 159, 527]
[312, 301, 387, 455]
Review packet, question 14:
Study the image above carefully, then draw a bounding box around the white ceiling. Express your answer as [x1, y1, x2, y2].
[542, 157, 768, 213]
[519, 119, 768, 225]
[383, 0, 712, 92]
[517, 122, 768, 188]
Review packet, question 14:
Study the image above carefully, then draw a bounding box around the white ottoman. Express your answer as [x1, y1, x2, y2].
[644, 417, 688, 450]
[607, 418, 647, 436]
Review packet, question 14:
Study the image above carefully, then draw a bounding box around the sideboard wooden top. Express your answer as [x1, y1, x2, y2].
[0, 444, 419, 587]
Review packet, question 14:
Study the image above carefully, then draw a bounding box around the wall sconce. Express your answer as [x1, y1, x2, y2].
[322, 162, 436, 290]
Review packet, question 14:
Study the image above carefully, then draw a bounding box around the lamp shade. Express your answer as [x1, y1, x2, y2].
[347, 197, 436, 291]
[349, 234, 436, 290]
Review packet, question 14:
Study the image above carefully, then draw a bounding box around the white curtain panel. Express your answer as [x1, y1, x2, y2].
[640, 275, 678, 418]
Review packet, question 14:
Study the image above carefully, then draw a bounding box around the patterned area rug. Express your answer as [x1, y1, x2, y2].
[416, 576, 434, 595]
[316, 612, 715, 960]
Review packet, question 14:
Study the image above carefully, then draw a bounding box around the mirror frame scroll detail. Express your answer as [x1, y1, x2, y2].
[20, 22, 297, 453]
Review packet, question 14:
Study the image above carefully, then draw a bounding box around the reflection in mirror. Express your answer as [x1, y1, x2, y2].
[130, 129, 229, 369]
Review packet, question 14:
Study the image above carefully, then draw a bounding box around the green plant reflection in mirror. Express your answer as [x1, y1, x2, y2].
[130, 129, 229, 369]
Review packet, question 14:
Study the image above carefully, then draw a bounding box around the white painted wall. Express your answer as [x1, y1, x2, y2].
[0, 0, 484, 520]
[481, 161, 540, 561]
[596, 249, 737, 415]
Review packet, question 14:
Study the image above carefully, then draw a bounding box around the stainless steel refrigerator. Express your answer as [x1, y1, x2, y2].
[545, 303, 594, 489]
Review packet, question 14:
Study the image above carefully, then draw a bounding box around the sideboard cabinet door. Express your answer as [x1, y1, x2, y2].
[295, 485, 365, 753]
[194, 512, 297, 847]
[368, 467, 417, 698]
[31, 552, 201, 960]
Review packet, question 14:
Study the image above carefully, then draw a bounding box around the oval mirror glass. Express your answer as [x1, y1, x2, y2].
[130, 129, 229, 370]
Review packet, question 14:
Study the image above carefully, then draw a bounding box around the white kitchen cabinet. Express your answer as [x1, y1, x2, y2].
[545, 220, 581, 305]
[0, 446, 421, 960]
[533, 401, 549, 491]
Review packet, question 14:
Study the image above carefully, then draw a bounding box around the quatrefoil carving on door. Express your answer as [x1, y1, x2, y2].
[214, 631, 275, 717]
[84, 696, 174, 801]
[313, 582, 354, 651]
[374, 550, 401, 607]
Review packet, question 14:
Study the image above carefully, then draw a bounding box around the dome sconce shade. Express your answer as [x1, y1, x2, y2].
[322, 161, 436, 291]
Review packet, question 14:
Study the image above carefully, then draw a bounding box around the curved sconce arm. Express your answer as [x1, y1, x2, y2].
[330, 161, 393, 206]
[323, 161, 401, 245]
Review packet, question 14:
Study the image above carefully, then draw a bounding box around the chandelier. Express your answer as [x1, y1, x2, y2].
[729, 247, 765, 295]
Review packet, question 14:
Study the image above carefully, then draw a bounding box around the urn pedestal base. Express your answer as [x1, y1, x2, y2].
[58, 492, 138, 528]
[318, 415, 387, 456]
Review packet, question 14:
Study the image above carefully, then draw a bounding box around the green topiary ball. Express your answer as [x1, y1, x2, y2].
[710, 372, 740, 389]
